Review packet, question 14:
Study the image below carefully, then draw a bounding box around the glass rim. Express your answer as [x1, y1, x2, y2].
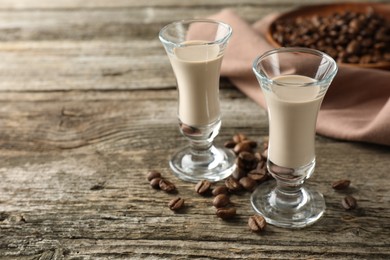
[252, 47, 338, 87]
[159, 18, 233, 48]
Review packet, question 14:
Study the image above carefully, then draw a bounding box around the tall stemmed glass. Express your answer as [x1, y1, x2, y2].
[159, 19, 236, 182]
[251, 48, 338, 228]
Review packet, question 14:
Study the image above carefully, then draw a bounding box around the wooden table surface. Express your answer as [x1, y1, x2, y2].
[0, 0, 389, 259]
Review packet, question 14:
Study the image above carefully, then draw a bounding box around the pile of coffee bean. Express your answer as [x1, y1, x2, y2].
[146, 133, 359, 233]
[272, 10, 390, 64]
[193, 133, 271, 231]
[146, 133, 270, 233]
[226, 133, 271, 186]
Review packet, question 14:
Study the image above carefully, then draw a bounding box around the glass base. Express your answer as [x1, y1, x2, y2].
[169, 145, 236, 183]
[250, 181, 326, 228]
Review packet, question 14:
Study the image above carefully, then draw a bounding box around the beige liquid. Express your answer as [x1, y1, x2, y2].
[169, 41, 222, 126]
[264, 75, 323, 168]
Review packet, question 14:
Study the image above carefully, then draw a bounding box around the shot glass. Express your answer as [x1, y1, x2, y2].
[159, 19, 236, 182]
[251, 47, 338, 228]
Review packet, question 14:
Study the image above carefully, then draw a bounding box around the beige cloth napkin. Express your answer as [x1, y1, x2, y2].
[209, 9, 390, 146]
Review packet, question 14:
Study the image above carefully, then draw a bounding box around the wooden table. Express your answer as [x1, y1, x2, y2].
[0, 0, 389, 259]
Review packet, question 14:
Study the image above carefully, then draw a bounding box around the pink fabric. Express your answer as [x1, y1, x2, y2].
[208, 9, 390, 146]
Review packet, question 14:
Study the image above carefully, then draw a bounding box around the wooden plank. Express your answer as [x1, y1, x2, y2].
[0, 89, 262, 151]
[0, 41, 240, 92]
[0, 0, 389, 258]
[0, 7, 279, 42]
[0, 91, 389, 259]
[0, 40, 175, 91]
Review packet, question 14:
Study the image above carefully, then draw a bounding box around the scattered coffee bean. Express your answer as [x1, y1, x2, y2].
[225, 177, 242, 193]
[239, 177, 257, 191]
[147, 170, 162, 181]
[342, 196, 357, 210]
[332, 179, 351, 190]
[168, 197, 185, 211]
[212, 186, 229, 196]
[213, 194, 230, 208]
[150, 177, 162, 189]
[248, 215, 267, 232]
[148, 133, 365, 234]
[195, 180, 212, 195]
[159, 179, 176, 193]
[216, 207, 236, 220]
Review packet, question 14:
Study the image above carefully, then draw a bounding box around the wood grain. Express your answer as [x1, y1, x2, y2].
[1, 89, 389, 259]
[0, 0, 389, 259]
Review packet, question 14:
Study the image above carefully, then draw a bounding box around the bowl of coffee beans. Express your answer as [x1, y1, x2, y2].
[267, 3, 390, 70]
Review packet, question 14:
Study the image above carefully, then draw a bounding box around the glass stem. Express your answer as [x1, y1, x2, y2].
[273, 180, 306, 209]
[189, 139, 214, 165]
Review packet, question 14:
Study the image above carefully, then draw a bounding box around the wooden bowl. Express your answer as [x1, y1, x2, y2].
[266, 3, 390, 70]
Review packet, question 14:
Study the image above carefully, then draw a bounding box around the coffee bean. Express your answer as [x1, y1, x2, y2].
[248, 169, 268, 183]
[180, 123, 200, 135]
[237, 151, 256, 164]
[232, 133, 247, 143]
[239, 177, 257, 192]
[90, 182, 105, 191]
[225, 177, 242, 193]
[348, 55, 359, 64]
[248, 215, 267, 232]
[272, 10, 390, 65]
[233, 141, 253, 154]
[224, 140, 237, 149]
[362, 38, 373, 48]
[261, 148, 268, 160]
[168, 197, 185, 211]
[332, 179, 351, 190]
[213, 194, 230, 208]
[256, 158, 266, 169]
[346, 40, 359, 54]
[147, 170, 162, 181]
[262, 137, 269, 150]
[216, 207, 236, 219]
[243, 140, 258, 149]
[195, 180, 211, 195]
[159, 179, 176, 193]
[342, 196, 357, 210]
[237, 151, 258, 171]
[254, 152, 262, 161]
[212, 186, 229, 196]
[268, 164, 294, 175]
[150, 177, 162, 189]
[232, 168, 246, 180]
